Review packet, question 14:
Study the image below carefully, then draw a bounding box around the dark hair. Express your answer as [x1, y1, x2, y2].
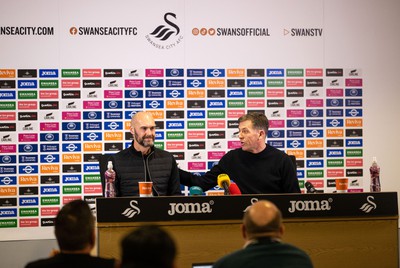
[55, 199, 94, 251]
[238, 112, 269, 132]
[121, 225, 176, 268]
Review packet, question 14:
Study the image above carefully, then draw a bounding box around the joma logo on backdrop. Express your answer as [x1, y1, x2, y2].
[145, 12, 183, 49]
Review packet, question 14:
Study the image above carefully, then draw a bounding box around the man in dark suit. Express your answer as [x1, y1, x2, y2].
[25, 199, 118, 268]
[213, 200, 313, 268]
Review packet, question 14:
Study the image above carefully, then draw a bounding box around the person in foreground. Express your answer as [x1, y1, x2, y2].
[111, 111, 181, 196]
[179, 112, 300, 193]
[120, 225, 177, 268]
[212, 200, 313, 268]
[25, 199, 118, 268]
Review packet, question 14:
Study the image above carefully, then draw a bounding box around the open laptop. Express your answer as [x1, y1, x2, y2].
[192, 263, 213, 268]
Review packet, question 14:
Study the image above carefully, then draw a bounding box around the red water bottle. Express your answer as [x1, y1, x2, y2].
[369, 157, 381, 192]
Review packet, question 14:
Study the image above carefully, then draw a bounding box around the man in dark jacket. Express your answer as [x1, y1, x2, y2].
[213, 200, 313, 268]
[179, 112, 300, 194]
[111, 111, 181, 196]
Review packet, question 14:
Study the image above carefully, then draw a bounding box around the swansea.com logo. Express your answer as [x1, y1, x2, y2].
[359, 196, 377, 213]
[145, 12, 183, 49]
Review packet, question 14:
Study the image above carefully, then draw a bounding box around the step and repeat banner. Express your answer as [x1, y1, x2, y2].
[0, 0, 365, 240]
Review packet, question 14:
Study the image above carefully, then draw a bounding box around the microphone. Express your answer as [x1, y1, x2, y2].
[217, 174, 231, 195]
[305, 181, 317, 193]
[189, 186, 204, 196]
[228, 182, 241, 195]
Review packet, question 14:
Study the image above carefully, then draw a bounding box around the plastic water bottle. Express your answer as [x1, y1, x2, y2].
[105, 161, 116, 197]
[369, 157, 381, 192]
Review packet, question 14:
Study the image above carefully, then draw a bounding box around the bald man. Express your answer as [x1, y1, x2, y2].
[213, 200, 313, 268]
[110, 111, 182, 196]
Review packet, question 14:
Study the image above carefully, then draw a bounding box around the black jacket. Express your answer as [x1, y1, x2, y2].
[111, 141, 182, 196]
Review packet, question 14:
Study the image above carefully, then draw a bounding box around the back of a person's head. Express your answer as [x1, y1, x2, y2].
[55, 199, 94, 251]
[121, 225, 176, 268]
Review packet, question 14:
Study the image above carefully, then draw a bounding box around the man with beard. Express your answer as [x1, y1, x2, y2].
[110, 111, 181, 196]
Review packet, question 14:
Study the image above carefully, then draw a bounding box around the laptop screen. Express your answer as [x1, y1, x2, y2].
[192, 263, 213, 268]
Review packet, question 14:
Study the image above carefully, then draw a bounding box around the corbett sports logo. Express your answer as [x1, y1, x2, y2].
[145, 12, 183, 49]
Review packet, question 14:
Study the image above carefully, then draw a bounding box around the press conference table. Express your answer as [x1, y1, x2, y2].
[96, 192, 398, 268]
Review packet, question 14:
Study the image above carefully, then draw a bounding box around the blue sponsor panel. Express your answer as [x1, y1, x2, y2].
[0, 166, 17, 174]
[297, 170, 305, 179]
[18, 144, 38, 153]
[62, 133, 81, 141]
[104, 111, 123, 120]
[104, 100, 123, 109]
[62, 175, 82, 184]
[267, 69, 285, 77]
[19, 197, 39, 206]
[125, 110, 138, 119]
[40, 144, 59, 152]
[104, 121, 123, 131]
[287, 130, 304, 138]
[207, 69, 225, 77]
[268, 130, 285, 138]
[247, 79, 265, 87]
[146, 89, 164, 98]
[326, 109, 344, 117]
[83, 122, 102, 130]
[62, 143, 82, 152]
[145, 79, 164, 88]
[306, 159, 324, 168]
[207, 161, 219, 169]
[187, 69, 205, 77]
[39, 69, 59, 78]
[227, 89, 245, 98]
[345, 88, 362, 97]
[306, 109, 323, 117]
[346, 99, 362, 107]
[40, 154, 60, 163]
[41, 186, 60, 195]
[145, 100, 164, 109]
[268, 140, 284, 148]
[0, 208, 17, 217]
[125, 100, 144, 109]
[83, 132, 102, 141]
[19, 165, 39, 174]
[326, 119, 344, 127]
[0, 176, 17, 185]
[166, 68, 184, 77]
[165, 79, 184, 88]
[0, 90, 16, 99]
[306, 120, 324, 128]
[287, 140, 305, 148]
[207, 100, 225, 108]
[40, 133, 60, 142]
[19, 155, 38, 164]
[326, 99, 344, 107]
[346, 108, 363, 117]
[287, 119, 304, 128]
[124, 89, 144, 98]
[187, 110, 206, 119]
[0, 155, 17, 164]
[346, 139, 363, 147]
[306, 129, 324, 138]
[327, 149, 344, 157]
[166, 89, 184, 98]
[155, 131, 164, 140]
[166, 121, 185, 129]
[18, 80, 37, 88]
[187, 79, 205, 88]
[84, 164, 99, 173]
[83, 111, 102, 120]
[62, 122, 81, 131]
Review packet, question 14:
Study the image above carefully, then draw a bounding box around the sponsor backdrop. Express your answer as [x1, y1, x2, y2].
[0, 0, 399, 240]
